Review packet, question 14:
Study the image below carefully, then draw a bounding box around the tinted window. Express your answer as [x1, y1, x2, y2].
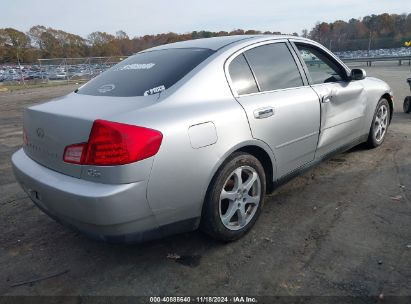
[295, 43, 346, 84]
[244, 43, 303, 92]
[229, 54, 258, 95]
[77, 48, 214, 97]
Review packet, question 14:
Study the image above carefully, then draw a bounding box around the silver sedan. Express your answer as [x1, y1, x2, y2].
[12, 35, 393, 243]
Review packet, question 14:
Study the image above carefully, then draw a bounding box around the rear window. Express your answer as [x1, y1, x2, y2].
[76, 48, 214, 97]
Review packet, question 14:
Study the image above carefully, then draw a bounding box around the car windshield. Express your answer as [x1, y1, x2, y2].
[76, 48, 214, 97]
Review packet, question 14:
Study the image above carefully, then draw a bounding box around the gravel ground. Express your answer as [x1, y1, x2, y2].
[0, 65, 410, 298]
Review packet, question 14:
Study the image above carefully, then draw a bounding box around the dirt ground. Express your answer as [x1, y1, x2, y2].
[0, 64, 410, 298]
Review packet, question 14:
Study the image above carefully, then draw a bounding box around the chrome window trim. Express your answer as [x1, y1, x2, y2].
[235, 84, 315, 99]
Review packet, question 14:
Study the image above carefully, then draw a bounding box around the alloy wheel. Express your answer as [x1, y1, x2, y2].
[374, 104, 388, 142]
[219, 166, 261, 231]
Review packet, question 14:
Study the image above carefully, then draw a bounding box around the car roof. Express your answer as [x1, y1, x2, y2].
[141, 35, 301, 52]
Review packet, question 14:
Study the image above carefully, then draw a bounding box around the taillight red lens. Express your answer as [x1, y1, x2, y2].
[63, 120, 163, 166]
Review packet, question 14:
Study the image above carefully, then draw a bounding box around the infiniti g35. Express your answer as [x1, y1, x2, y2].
[12, 35, 393, 242]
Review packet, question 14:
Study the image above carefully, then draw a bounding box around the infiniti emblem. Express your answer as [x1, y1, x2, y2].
[36, 128, 45, 138]
[98, 83, 115, 93]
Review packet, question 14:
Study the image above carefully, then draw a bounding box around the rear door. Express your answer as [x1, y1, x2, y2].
[227, 40, 321, 178]
[291, 41, 367, 158]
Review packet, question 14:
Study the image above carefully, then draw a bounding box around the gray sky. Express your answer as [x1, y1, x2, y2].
[0, 0, 408, 38]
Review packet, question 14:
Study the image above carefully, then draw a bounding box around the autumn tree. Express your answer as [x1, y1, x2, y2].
[309, 13, 411, 51]
[0, 29, 6, 61]
[27, 25, 47, 50]
[0, 28, 31, 62]
[88, 31, 121, 56]
[1, 12, 410, 63]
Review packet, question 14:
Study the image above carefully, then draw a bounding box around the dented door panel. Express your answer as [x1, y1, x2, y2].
[312, 80, 367, 158]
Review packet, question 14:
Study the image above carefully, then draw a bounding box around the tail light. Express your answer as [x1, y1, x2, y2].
[63, 120, 162, 166]
[63, 143, 87, 164]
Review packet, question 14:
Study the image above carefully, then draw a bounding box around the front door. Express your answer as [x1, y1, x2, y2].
[292, 42, 367, 158]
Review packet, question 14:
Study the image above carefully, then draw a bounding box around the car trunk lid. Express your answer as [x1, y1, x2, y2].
[23, 92, 159, 178]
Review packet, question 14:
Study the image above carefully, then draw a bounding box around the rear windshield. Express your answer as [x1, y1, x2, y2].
[76, 48, 214, 97]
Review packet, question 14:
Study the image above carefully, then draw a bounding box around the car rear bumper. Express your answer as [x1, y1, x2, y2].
[11, 149, 161, 243]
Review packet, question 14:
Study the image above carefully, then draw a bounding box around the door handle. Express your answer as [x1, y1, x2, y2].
[254, 107, 275, 119]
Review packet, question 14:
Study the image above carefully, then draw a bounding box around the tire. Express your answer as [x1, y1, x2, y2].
[404, 96, 411, 113]
[365, 98, 390, 148]
[200, 152, 266, 242]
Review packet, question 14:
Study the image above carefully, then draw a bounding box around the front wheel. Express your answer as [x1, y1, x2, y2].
[201, 152, 266, 242]
[365, 98, 390, 148]
[404, 96, 411, 113]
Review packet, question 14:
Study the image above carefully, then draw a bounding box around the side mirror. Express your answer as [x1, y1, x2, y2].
[350, 68, 366, 81]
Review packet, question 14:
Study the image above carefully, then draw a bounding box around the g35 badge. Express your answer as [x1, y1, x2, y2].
[87, 168, 101, 178]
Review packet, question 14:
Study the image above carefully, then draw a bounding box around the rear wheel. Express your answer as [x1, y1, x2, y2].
[404, 96, 411, 113]
[201, 152, 266, 242]
[365, 98, 390, 148]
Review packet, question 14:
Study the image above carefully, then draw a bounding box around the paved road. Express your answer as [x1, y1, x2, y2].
[0, 66, 410, 296]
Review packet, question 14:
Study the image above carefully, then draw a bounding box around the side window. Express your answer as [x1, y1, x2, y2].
[228, 54, 258, 95]
[295, 43, 346, 84]
[244, 43, 303, 92]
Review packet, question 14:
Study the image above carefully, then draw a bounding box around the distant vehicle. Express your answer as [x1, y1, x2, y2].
[12, 35, 393, 243]
[72, 70, 92, 78]
[48, 72, 67, 80]
[4, 73, 21, 81]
